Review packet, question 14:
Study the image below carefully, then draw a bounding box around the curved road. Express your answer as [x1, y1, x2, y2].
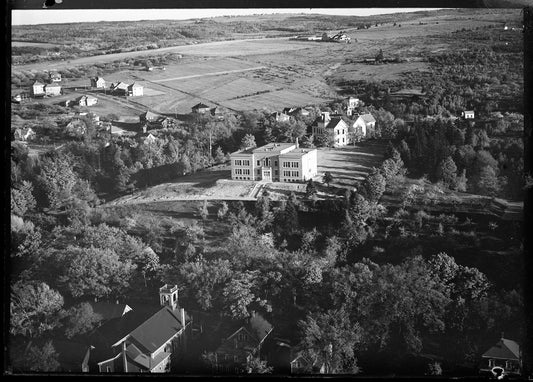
[12, 36, 304, 73]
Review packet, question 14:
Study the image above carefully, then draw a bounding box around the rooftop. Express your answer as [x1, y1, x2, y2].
[280, 148, 316, 157]
[253, 142, 295, 154]
[482, 338, 520, 360]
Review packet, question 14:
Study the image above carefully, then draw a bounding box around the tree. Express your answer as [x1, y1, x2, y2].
[12, 341, 60, 372]
[36, 153, 78, 210]
[10, 282, 64, 337]
[436, 156, 458, 189]
[474, 166, 503, 196]
[217, 202, 229, 220]
[64, 302, 103, 338]
[177, 154, 192, 175]
[222, 270, 269, 319]
[55, 246, 135, 298]
[323, 172, 334, 187]
[11, 180, 36, 217]
[299, 308, 361, 374]
[240, 134, 257, 149]
[362, 170, 386, 201]
[214, 146, 225, 164]
[306, 179, 318, 198]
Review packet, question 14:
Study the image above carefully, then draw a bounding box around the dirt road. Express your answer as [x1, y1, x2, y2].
[150, 66, 266, 83]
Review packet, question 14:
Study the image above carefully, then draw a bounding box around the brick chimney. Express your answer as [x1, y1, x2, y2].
[295, 137, 299, 149]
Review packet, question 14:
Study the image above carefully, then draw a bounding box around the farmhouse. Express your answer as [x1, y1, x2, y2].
[311, 112, 348, 147]
[44, 82, 62, 96]
[87, 284, 191, 373]
[31, 80, 45, 96]
[210, 312, 273, 374]
[191, 103, 211, 114]
[77, 95, 98, 107]
[140, 110, 162, 123]
[129, 83, 144, 97]
[283, 107, 310, 118]
[479, 336, 521, 377]
[462, 110, 475, 119]
[49, 72, 62, 82]
[350, 113, 376, 140]
[230, 140, 317, 182]
[91, 77, 106, 88]
[210, 107, 224, 120]
[13, 127, 36, 141]
[271, 111, 291, 123]
[111, 82, 130, 96]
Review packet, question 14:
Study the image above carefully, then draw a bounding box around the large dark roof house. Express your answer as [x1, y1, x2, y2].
[191, 103, 211, 114]
[479, 336, 521, 377]
[210, 312, 273, 374]
[311, 111, 349, 147]
[86, 285, 191, 373]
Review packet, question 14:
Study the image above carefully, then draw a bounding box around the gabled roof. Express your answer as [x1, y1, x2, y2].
[128, 306, 185, 353]
[45, 82, 61, 88]
[192, 102, 210, 109]
[33, 80, 44, 86]
[326, 117, 346, 130]
[482, 338, 520, 360]
[141, 110, 160, 120]
[358, 113, 376, 123]
[129, 83, 143, 89]
[112, 82, 129, 90]
[242, 313, 273, 344]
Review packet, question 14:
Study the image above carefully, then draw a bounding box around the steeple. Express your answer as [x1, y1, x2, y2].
[159, 284, 179, 310]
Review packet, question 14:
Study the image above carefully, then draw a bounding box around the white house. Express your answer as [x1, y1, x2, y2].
[31, 80, 45, 96]
[128, 83, 144, 97]
[350, 113, 376, 141]
[50, 72, 62, 82]
[230, 140, 317, 182]
[462, 110, 475, 119]
[44, 82, 62, 96]
[77, 95, 98, 107]
[91, 77, 106, 88]
[311, 112, 348, 147]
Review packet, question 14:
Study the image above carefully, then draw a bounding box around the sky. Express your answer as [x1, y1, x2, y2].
[12, 8, 443, 26]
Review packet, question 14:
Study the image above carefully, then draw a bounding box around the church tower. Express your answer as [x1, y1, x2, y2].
[159, 284, 179, 310]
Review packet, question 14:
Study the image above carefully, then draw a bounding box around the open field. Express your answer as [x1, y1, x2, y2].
[317, 141, 387, 188]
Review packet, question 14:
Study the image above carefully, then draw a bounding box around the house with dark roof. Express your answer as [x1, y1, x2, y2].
[87, 284, 191, 373]
[479, 336, 521, 377]
[191, 103, 211, 114]
[111, 82, 130, 96]
[140, 110, 162, 124]
[210, 312, 273, 373]
[311, 111, 348, 147]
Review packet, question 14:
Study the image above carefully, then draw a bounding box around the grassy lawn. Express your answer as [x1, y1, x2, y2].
[317, 140, 387, 188]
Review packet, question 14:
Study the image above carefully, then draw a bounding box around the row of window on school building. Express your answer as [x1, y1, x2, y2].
[233, 168, 302, 181]
[233, 160, 300, 168]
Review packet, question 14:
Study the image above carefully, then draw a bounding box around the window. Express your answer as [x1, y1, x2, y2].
[243, 160, 250, 166]
[238, 332, 247, 341]
[291, 162, 299, 168]
[283, 161, 290, 168]
[235, 169, 243, 175]
[283, 171, 291, 177]
[292, 171, 299, 177]
[257, 169, 261, 174]
[257, 160, 260, 166]
[274, 161, 278, 166]
[342, 138, 345, 143]
[234, 160, 242, 166]
[275, 170, 278, 175]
